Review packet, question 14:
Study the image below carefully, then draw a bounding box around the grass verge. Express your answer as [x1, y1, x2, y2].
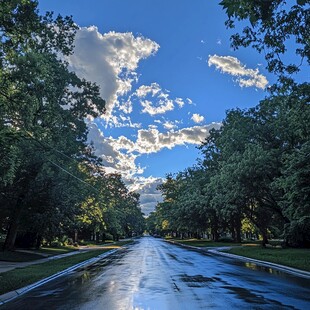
[0, 251, 44, 262]
[0, 245, 78, 262]
[225, 246, 310, 272]
[171, 238, 242, 248]
[37, 245, 78, 255]
[0, 240, 132, 295]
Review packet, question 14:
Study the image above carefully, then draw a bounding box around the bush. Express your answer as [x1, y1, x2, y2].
[285, 217, 310, 248]
[104, 233, 114, 241]
[218, 237, 234, 243]
[50, 240, 62, 247]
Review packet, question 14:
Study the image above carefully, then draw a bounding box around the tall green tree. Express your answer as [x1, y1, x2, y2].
[220, 0, 309, 83]
[0, 0, 105, 250]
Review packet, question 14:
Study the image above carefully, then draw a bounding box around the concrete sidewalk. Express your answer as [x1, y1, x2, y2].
[0, 242, 121, 274]
[0, 246, 109, 274]
[0, 249, 90, 274]
[0, 248, 118, 306]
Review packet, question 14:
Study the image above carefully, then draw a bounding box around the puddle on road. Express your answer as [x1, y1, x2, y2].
[243, 262, 284, 276]
[167, 253, 178, 261]
[222, 285, 268, 305]
[180, 274, 215, 287]
[225, 257, 310, 285]
[221, 285, 297, 308]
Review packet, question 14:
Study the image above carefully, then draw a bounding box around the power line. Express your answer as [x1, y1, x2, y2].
[1, 90, 105, 192]
[46, 159, 99, 193]
[23, 132, 103, 193]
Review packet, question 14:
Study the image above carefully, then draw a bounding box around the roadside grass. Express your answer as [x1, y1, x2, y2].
[79, 240, 115, 247]
[169, 238, 310, 272]
[36, 245, 78, 255]
[0, 251, 44, 262]
[225, 246, 310, 272]
[170, 238, 242, 248]
[0, 245, 78, 262]
[0, 240, 131, 262]
[168, 238, 284, 248]
[0, 240, 133, 295]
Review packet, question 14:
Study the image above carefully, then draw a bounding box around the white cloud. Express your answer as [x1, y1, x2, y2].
[163, 120, 178, 130]
[127, 83, 191, 116]
[87, 123, 144, 178]
[135, 83, 162, 97]
[68, 27, 159, 117]
[141, 99, 175, 116]
[118, 99, 133, 114]
[208, 54, 268, 89]
[88, 121, 221, 213]
[88, 122, 221, 174]
[126, 176, 163, 215]
[175, 98, 185, 108]
[103, 113, 141, 129]
[191, 113, 204, 124]
[120, 123, 221, 155]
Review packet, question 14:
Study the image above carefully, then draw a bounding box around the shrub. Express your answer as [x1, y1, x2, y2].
[284, 216, 310, 248]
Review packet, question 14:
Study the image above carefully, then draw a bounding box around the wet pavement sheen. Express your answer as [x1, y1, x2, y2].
[2, 237, 310, 309]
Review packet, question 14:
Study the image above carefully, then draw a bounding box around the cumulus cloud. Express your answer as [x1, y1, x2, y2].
[88, 124, 166, 214]
[104, 113, 141, 129]
[87, 123, 144, 177]
[163, 120, 178, 130]
[88, 122, 221, 174]
[175, 98, 186, 108]
[88, 121, 221, 213]
[191, 113, 204, 124]
[127, 83, 190, 116]
[208, 55, 268, 89]
[127, 176, 164, 215]
[68, 27, 159, 117]
[114, 123, 221, 155]
[187, 98, 193, 105]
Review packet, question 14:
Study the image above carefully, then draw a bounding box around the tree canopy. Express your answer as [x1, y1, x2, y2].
[150, 1, 310, 247]
[0, 0, 145, 250]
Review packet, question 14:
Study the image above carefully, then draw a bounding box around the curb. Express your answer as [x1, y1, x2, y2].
[166, 240, 310, 279]
[0, 248, 118, 306]
[208, 249, 310, 279]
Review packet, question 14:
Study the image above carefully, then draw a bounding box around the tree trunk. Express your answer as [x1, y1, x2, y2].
[36, 234, 42, 249]
[3, 196, 24, 251]
[211, 222, 219, 241]
[235, 218, 242, 243]
[261, 229, 269, 247]
[74, 229, 78, 243]
[236, 227, 242, 243]
[231, 228, 236, 241]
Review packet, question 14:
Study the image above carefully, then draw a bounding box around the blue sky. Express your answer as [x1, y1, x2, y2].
[39, 0, 272, 214]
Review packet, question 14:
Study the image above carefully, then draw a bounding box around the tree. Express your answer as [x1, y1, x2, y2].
[150, 0, 310, 247]
[220, 0, 309, 83]
[0, 0, 105, 250]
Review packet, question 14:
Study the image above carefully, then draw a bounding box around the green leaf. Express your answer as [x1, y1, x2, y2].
[297, 0, 307, 5]
[249, 14, 258, 26]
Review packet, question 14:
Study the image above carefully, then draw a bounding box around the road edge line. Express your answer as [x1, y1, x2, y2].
[208, 249, 310, 279]
[0, 249, 118, 306]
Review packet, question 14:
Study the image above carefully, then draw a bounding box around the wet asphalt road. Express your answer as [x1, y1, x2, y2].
[1, 237, 310, 310]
